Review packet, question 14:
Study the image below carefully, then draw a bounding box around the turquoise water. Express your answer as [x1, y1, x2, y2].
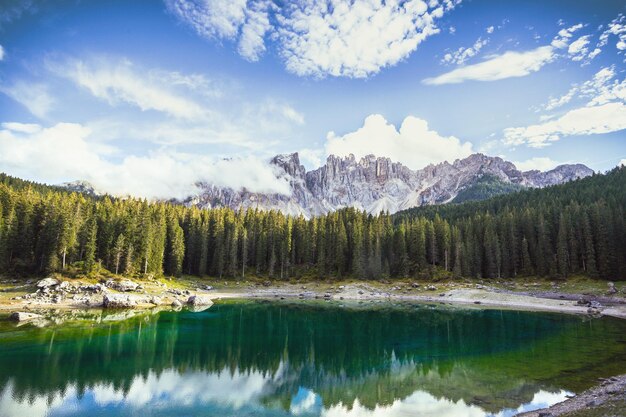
[1, 300, 626, 416]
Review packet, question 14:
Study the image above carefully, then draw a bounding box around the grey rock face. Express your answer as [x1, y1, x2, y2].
[190, 153, 593, 216]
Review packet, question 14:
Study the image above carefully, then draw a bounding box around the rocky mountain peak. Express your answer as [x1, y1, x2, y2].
[271, 152, 305, 179]
[188, 153, 593, 217]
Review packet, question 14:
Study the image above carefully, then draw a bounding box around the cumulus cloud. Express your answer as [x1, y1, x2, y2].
[513, 157, 562, 172]
[503, 102, 626, 148]
[167, 0, 461, 78]
[0, 81, 54, 119]
[567, 35, 591, 61]
[0, 122, 292, 199]
[486, 26, 494, 34]
[441, 37, 489, 65]
[424, 23, 584, 85]
[325, 114, 473, 169]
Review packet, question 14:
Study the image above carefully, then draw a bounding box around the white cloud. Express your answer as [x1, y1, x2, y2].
[276, 0, 458, 78]
[424, 23, 588, 85]
[598, 14, 626, 51]
[550, 23, 583, 49]
[1, 122, 42, 134]
[166, 0, 272, 61]
[513, 157, 561, 172]
[619, 159, 626, 166]
[503, 102, 626, 148]
[541, 66, 616, 111]
[442, 37, 489, 65]
[325, 114, 473, 170]
[567, 35, 590, 61]
[50, 58, 209, 120]
[0, 82, 54, 119]
[0, 44, 4, 60]
[298, 148, 324, 169]
[167, 0, 460, 78]
[486, 26, 494, 34]
[424, 46, 554, 85]
[0, 122, 292, 199]
[322, 390, 485, 417]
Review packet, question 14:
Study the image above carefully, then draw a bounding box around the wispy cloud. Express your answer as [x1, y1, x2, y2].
[503, 102, 626, 148]
[424, 23, 584, 85]
[49, 58, 211, 120]
[0, 81, 55, 119]
[424, 46, 555, 85]
[510, 65, 626, 148]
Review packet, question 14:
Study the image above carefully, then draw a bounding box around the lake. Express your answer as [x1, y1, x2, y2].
[1, 300, 626, 417]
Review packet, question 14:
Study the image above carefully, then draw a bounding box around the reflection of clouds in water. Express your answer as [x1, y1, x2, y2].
[0, 381, 76, 417]
[93, 367, 273, 409]
[322, 391, 486, 417]
[0, 367, 571, 417]
[290, 387, 322, 415]
[491, 390, 572, 417]
[320, 389, 571, 417]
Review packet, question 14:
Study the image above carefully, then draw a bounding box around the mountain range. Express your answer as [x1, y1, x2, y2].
[183, 153, 593, 217]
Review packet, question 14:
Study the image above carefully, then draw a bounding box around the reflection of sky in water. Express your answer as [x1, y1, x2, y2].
[0, 367, 571, 417]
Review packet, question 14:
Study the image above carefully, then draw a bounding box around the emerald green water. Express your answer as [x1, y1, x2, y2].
[1, 300, 626, 417]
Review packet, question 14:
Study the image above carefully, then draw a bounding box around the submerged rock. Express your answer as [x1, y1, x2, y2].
[10, 312, 43, 322]
[36, 278, 59, 289]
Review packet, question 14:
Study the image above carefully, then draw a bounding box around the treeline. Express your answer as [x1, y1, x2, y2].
[0, 167, 625, 280]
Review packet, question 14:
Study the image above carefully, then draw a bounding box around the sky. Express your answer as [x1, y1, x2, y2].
[0, 0, 625, 199]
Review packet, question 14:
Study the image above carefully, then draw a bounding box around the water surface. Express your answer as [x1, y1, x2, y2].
[1, 300, 626, 417]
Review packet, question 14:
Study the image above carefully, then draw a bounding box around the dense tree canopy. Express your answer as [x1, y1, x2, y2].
[0, 167, 624, 280]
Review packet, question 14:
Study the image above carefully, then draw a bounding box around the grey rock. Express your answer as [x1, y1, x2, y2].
[10, 312, 43, 322]
[149, 296, 162, 305]
[187, 295, 213, 307]
[608, 282, 617, 295]
[106, 279, 140, 292]
[171, 299, 183, 308]
[103, 293, 136, 308]
[36, 278, 59, 289]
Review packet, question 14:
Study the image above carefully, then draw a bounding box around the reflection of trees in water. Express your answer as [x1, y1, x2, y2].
[1, 302, 625, 413]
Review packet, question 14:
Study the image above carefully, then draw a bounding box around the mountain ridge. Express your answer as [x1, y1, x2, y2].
[188, 152, 593, 217]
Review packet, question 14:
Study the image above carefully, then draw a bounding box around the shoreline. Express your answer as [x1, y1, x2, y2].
[2, 279, 625, 319]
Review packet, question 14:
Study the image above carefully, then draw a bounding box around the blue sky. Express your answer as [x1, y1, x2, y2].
[0, 0, 625, 198]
